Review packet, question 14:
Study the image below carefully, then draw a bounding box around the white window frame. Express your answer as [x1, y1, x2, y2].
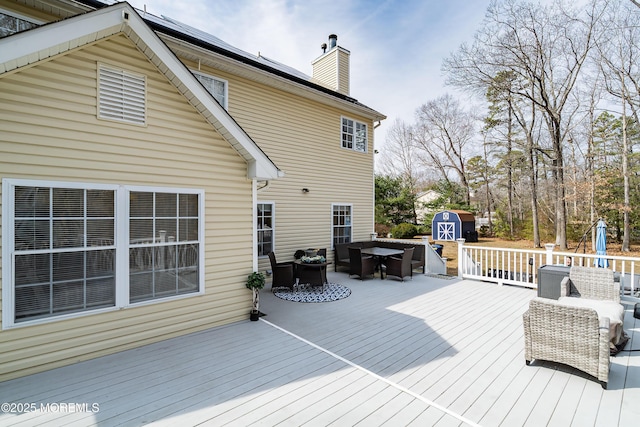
[341, 117, 368, 153]
[192, 70, 229, 110]
[126, 186, 204, 306]
[331, 203, 353, 249]
[2, 179, 205, 329]
[256, 201, 274, 258]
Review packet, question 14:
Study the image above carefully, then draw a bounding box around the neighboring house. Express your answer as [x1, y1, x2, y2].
[0, 0, 384, 381]
[476, 211, 494, 230]
[415, 190, 440, 224]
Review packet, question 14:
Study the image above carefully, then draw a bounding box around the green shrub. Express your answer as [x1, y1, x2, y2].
[417, 224, 431, 236]
[391, 223, 418, 239]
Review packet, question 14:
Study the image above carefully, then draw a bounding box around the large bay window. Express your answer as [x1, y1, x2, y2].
[129, 191, 200, 303]
[12, 186, 116, 321]
[2, 179, 204, 328]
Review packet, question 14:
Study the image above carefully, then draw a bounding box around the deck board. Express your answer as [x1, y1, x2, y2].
[0, 272, 638, 426]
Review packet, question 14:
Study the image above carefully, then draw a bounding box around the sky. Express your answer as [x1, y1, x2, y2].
[124, 0, 492, 149]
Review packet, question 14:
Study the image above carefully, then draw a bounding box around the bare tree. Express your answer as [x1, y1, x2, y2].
[442, 0, 603, 249]
[581, 78, 604, 251]
[412, 94, 477, 206]
[378, 119, 426, 223]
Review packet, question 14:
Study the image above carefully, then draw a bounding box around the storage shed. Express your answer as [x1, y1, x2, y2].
[432, 210, 478, 242]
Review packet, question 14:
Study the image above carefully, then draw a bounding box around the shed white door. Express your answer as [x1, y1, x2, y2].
[437, 223, 455, 241]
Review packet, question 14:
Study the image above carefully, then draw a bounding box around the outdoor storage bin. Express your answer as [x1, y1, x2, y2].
[537, 265, 571, 299]
[433, 244, 443, 257]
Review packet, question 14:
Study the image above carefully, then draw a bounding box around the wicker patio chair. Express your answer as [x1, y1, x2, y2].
[268, 252, 295, 291]
[523, 297, 611, 389]
[348, 247, 375, 280]
[559, 266, 625, 349]
[384, 247, 414, 281]
[560, 265, 620, 302]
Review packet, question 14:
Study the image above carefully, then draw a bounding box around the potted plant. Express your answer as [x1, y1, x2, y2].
[246, 271, 265, 321]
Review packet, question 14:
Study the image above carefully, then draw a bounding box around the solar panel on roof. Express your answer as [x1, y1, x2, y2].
[139, 11, 312, 82]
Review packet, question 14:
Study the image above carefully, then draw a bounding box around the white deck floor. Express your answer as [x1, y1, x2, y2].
[1, 271, 639, 426]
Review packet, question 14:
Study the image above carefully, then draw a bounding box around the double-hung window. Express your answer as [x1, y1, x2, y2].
[256, 203, 274, 257]
[2, 179, 204, 328]
[332, 204, 352, 247]
[193, 71, 228, 110]
[341, 117, 367, 153]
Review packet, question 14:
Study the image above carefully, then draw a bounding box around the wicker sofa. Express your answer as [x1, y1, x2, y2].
[523, 266, 624, 389]
[334, 240, 425, 274]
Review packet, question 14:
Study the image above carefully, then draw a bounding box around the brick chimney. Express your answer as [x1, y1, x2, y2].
[311, 34, 350, 96]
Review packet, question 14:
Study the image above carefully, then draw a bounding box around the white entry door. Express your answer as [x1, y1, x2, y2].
[437, 223, 455, 241]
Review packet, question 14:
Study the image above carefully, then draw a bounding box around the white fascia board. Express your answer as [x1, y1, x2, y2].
[0, 6, 125, 72]
[0, 2, 282, 181]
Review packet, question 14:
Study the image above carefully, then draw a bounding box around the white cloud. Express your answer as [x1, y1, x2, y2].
[127, 0, 492, 147]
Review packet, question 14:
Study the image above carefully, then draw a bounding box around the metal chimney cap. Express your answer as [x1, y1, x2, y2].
[328, 34, 337, 48]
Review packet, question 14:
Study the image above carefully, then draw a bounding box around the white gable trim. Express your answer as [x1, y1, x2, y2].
[0, 2, 282, 180]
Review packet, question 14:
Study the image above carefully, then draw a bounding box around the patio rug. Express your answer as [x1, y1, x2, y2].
[273, 283, 351, 303]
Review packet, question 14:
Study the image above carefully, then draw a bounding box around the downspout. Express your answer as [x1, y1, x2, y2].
[253, 180, 270, 272]
[252, 180, 258, 272]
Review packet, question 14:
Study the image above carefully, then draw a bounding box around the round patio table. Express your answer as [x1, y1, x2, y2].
[294, 260, 330, 289]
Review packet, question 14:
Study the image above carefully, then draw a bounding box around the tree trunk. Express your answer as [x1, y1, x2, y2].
[528, 140, 541, 247]
[551, 117, 568, 250]
[483, 140, 494, 236]
[621, 92, 630, 251]
[507, 99, 514, 237]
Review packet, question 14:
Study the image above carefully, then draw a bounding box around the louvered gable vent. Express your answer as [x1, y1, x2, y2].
[98, 64, 146, 125]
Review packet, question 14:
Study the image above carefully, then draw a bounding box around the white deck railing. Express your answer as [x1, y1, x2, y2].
[456, 238, 640, 298]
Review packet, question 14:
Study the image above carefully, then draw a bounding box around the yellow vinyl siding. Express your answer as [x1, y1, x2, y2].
[337, 49, 350, 95]
[311, 50, 338, 91]
[311, 48, 350, 95]
[189, 63, 375, 273]
[0, 35, 255, 381]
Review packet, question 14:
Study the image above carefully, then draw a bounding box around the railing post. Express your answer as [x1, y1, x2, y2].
[544, 243, 555, 266]
[422, 236, 430, 275]
[370, 232, 377, 241]
[457, 238, 466, 278]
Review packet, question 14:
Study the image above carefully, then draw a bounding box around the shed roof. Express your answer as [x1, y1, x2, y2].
[448, 210, 476, 222]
